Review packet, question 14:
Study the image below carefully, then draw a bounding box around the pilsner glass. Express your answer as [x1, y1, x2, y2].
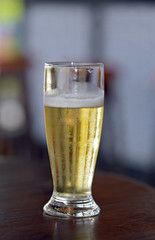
[43, 62, 104, 218]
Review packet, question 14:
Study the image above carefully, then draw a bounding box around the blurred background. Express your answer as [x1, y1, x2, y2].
[0, 0, 155, 186]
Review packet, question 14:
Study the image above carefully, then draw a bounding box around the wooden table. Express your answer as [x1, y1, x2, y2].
[0, 158, 155, 240]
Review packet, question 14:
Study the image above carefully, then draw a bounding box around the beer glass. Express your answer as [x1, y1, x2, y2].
[43, 62, 104, 218]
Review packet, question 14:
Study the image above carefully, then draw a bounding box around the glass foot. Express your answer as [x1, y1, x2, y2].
[43, 194, 100, 218]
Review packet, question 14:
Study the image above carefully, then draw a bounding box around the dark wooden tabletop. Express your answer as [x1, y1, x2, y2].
[0, 158, 155, 240]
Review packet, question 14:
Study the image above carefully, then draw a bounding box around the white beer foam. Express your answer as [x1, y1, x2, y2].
[44, 90, 104, 108]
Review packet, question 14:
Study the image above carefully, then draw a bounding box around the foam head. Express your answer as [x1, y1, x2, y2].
[44, 83, 104, 108]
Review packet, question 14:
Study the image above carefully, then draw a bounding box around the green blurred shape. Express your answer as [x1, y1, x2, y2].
[0, 0, 24, 22]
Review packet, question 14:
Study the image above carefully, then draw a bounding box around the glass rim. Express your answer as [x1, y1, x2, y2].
[45, 62, 104, 68]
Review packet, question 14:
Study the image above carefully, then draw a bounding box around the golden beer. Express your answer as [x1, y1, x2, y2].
[43, 62, 104, 217]
[44, 105, 103, 198]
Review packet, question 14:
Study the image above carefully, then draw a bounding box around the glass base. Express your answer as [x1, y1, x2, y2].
[43, 194, 100, 218]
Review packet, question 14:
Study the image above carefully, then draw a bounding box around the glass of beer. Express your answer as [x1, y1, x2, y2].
[43, 62, 104, 218]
